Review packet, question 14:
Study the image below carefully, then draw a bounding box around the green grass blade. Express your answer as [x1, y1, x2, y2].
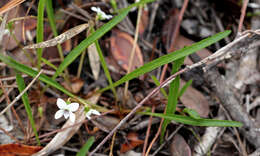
[161, 57, 184, 142]
[16, 73, 41, 145]
[76, 136, 95, 156]
[150, 75, 168, 99]
[41, 58, 57, 70]
[46, 0, 65, 64]
[0, 53, 74, 98]
[94, 38, 117, 98]
[36, 0, 46, 70]
[100, 30, 231, 92]
[46, 0, 58, 36]
[142, 112, 243, 127]
[178, 79, 192, 98]
[53, 0, 154, 79]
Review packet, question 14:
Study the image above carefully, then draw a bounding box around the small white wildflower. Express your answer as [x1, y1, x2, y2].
[54, 98, 79, 123]
[91, 7, 113, 20]
[85, 109, 101, 120]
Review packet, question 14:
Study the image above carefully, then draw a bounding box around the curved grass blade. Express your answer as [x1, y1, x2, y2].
[0, 53, 74, 98]
[76, 136, 95, 156]
[142, 112, 243, 127]
[100, 30, 231, 92]
[53, 0, 154, 79]
[16, 72, 40, 145]
[36, 0, 46, 70]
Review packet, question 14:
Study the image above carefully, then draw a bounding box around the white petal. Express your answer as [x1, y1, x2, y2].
[55, 110, 64, 119]
[91, 109, 101, 116]
[69, 112, 76, 123]
[91, 7, 99, 13]
[57, 98, 67, 109]
[86, 113, 91, 120]
[67, 103, 79, 112]
[85, 109, 101, 120]
[102, 14, 112, 20]
[63, 111, 70, 119]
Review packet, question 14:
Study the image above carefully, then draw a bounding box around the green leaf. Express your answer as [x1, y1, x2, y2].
[36, 0, 46, 70]
[94, 37, 117, 99]
[142, 112, 243, 127]
[76, 136, 95, 156]
[53, 0, 154, 79]
[46, 0, 58, 36]
[150, 75, 168, 99]
[16, 72, 40, 145]
[183, 108, 201, 119]
[178, 79, 192, 98]
[161, 57, 184, 143]
[0, 53, 74, 98]
[101, 30, 231, 92]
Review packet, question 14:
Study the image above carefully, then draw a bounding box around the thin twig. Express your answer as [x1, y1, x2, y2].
[145, 118, 164, 156]
[237, 0, 249, 34]
[124, 4, 143, 100]
[0, 70, 43, 116]
[151, 125, 183, 156]
[0, 80, 26, 134]
[159, 0, 189, 83]
[142, 105, 155, 155]
[89, 30, 260, 155]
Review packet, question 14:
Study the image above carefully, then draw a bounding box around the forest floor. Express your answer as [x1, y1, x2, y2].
[0, 0, 260, 155]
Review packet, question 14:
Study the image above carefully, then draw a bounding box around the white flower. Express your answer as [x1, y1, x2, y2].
[54, 98, 79, 123]
[85, 109, 101, 120]
[91, 7, 113, 20]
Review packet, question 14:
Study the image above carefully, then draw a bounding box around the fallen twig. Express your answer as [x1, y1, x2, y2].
[0, 70, 43, 116]
[89, 30, 260, 155]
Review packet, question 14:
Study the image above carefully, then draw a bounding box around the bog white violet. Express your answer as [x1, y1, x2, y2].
[91, 7, 113, 20]
[54, 98, 79, 123]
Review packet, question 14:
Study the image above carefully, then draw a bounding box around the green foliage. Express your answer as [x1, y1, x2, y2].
[160, 57, 185, 143]
[76, 137, 95, 156]
[100, 30, 231, 92]
[0, 53, 74, 98]
[53, 0, 154, 79]
[150, 75, 168, 99]
[36, 0, 46, 70]
[94, 37, 117, 99]
[183, 108, 201, 119]
[16, 73, 40, 145]
[141, 112, 243, 127]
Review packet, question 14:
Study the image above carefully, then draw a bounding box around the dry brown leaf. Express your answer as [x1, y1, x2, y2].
[32, 91, 101, 156]
[110, 29, 143, 71]
[88, 43, 100, 80]
[62, 77, 84, 94]
[120, 132, 144, 153]
[91, 116, 120, 133]
[170, 134, 191, 156]
[180, 79, 209, 117]
[162, 9, 180, 53]
[0, 144, 42, 156]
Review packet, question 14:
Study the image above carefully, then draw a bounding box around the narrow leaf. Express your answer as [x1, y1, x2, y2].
[76, 137, 95, 156]
[0, 53, 74, 98]
[53, 0, 154, 79]
[101, 30, 231, 92]
[36, 0, 46, 69]
[142, 112, 243, 127]
[16, 72, 40, 145]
